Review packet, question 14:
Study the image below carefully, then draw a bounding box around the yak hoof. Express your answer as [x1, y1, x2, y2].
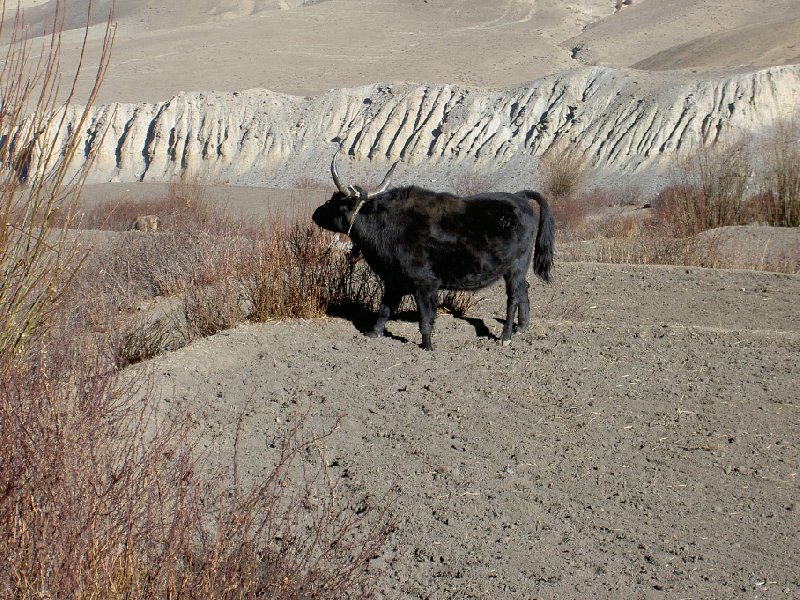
[500, 339, 512, 347]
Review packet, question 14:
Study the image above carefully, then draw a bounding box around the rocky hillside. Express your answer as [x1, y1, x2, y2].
[25, 64, 800, 190]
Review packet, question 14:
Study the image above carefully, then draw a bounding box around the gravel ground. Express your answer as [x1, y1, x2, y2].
[142, 262, 799, 599]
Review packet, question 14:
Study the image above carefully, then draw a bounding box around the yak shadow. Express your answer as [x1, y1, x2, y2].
[457, 315, 499, 341]
[327, 304, 505, 344]
[325, 303, 414, 344]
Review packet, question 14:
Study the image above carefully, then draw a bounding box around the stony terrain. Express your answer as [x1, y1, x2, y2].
[141, 262, 800, 598]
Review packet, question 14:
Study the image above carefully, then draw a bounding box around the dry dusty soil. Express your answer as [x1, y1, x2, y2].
[142, 261, 799, 599]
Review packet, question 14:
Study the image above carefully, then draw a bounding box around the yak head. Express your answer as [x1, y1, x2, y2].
[312, 153, 396, 235]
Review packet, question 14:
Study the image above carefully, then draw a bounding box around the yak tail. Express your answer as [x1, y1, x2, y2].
[523, 190, 554, 283]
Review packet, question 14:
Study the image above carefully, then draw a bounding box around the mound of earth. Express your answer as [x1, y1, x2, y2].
[136, 262, 800, 598]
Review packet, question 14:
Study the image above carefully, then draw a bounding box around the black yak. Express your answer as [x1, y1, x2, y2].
[312, 155, 554, 350]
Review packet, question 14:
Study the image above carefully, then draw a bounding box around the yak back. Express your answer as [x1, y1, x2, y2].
[349, 186, 539, 292]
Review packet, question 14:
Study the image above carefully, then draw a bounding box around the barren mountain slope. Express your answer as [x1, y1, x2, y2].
[11, 0, 800, 103]
[35, 64, 800, 189]
[569, 0, 800, 71]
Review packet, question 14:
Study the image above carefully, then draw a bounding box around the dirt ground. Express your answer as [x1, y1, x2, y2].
[141, 261, 799, 599]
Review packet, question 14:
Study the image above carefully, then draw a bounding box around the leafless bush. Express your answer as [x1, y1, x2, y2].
[1, 6, 393, 597]
[78, 173, 256, 237]
[0, 0, 113, 369]
[113, 311, 188, 368]
[1, 337, 393, 598]
[184, 279, 248, 340]
[452, 171, 495, 196]
[538, 142, 590, 199]
[548, 189, 611, 241]
[583, 185, 644, 208]
[246, 217, 380, 321]
[654, 140, 751, 234]
[756, 119, 800, 227]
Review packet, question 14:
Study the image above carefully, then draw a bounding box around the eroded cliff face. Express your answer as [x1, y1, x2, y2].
[25, 64, 800, 189]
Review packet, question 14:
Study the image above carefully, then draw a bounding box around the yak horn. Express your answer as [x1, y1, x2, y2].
[330, 152, 349, 195]
[373, 162, 398, 196]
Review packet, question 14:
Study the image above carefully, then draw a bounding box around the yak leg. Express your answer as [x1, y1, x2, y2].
[414, 286, 438, 350]
[516, 279, 531, 332]
[500, 272, 529, 345]
[368, 286, 402, 338]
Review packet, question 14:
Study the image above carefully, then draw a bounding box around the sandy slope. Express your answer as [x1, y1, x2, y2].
[139, 262, 800, 598]
[570, 0, 800, 71]
[9, 0, 800, 102]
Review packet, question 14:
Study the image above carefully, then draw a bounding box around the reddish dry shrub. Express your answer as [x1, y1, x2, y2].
[1, 335, 393, 599]
[755, 119, 800, 227]
[77, 179, 258, 238]
[548, 189, 611, 240]
[653, 141, 751, 235]
[247, 218, 381, 321]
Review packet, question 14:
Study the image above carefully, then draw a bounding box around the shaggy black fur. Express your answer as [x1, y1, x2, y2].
[312, 185, 554, 350]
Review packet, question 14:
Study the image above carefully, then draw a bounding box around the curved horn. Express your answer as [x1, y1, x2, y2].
[372, 161, 398, 196]
[330, 152, 349, 195]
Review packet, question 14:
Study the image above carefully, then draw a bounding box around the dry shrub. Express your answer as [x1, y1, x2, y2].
[0, 1, 112, 367]
[538, 142, 590, 199]
[1, 8, 392, 598]
[654, 140, 751, 234]
[1, 340, 189, 599]
[78, 172, 255, 237]
[247, 219, 380, 321]
[249, 220, 336, 320]
[755, 119, 800, 227]
[1, 337, 393, 598]
[452, 171, 495, 196]
[71, 209, 386, 366]
[184, 279, 248, 340]
[548, 188, 612, 241]
[113, 311, 188, 368]
[438, 290, 477, 318]
[548, 195, 591, 239]
[583, 185, 643, 208]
